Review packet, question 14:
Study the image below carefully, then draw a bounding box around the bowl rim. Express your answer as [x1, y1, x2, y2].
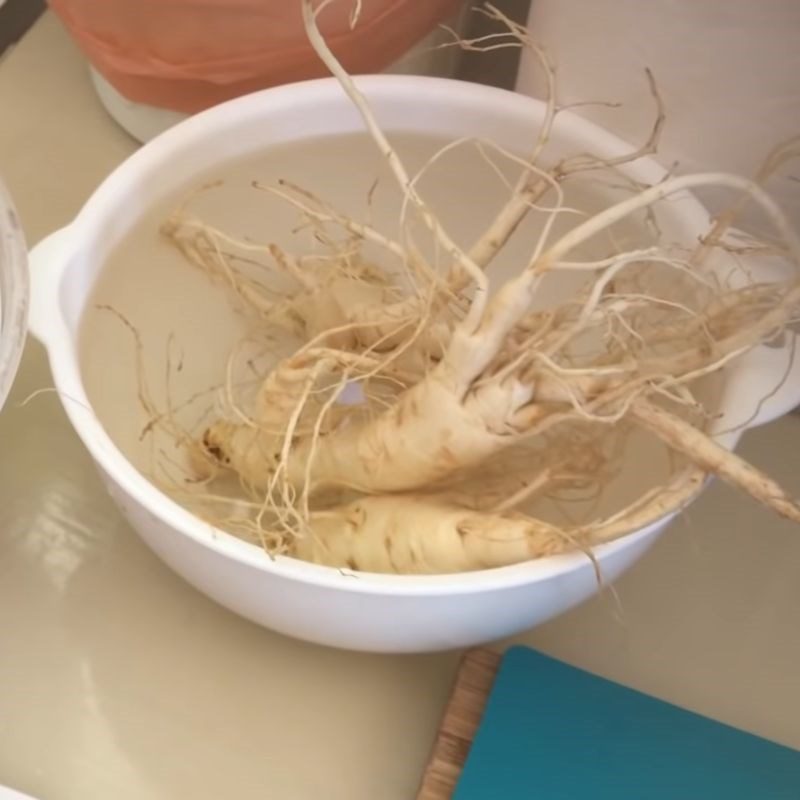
[41, 74, 721, 595]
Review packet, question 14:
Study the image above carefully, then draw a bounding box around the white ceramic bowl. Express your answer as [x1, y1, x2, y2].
[26, 77, 800, 652]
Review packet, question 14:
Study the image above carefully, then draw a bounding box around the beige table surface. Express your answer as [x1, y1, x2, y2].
[1, 13, 799, 800]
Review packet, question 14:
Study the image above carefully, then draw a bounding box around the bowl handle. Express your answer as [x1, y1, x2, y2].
[27, 227, 74, 347]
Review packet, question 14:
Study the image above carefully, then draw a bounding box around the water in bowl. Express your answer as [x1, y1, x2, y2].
[79, 129, 693, 549]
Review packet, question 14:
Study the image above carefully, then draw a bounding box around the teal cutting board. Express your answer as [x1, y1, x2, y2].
[453, 646, 800, 799]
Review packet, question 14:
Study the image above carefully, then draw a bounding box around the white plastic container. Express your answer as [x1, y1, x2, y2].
[89, 3, 472, 143]
[25, 76, 800, 652]
[0, 177, 29, 416]
[516, 0, 800, 227]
